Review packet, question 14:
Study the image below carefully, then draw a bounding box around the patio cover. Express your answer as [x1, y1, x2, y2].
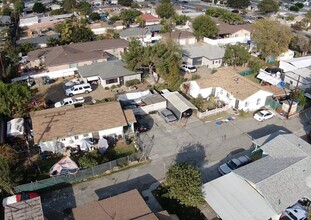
[257, 70, 283, 86]
[203, 172, 277, 220]
[162, 91, 197, 113]
[49, 156, 79, 176]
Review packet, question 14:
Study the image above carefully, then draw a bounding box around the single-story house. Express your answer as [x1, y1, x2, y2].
[19, 13, 73, 29]
[279, 56, 311, 72]
[89, 21, 124, 35]
[139, 14, 161, 26]
[78, 60, 142, 88]
[284, 67, 311, 91]
[27, 39, 129, 72]
[120, 25, 162, 44]
[203, 132, 311, 220]
[204, 20, 251, 45]
[161, 31, 197, 45]
[72, 189, 173, 220]
[187, 68, 284, 111]
[162, 91, 197, 120]
[182, 44, 225, 68]
[16, 33, 60, 48]
[30, 102, 136, 153]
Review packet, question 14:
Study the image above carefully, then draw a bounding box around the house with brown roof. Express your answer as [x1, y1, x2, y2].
[139, 14, 161, 26]
[203, 20, 252, 45]
[27, 39, 128, 72]
[161, 31, 197, 45]
[30, 102, 136, 153]
[186, 68, 284, 111]
[72, 189, 175, 220]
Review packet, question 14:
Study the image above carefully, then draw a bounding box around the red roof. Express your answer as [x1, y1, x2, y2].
[140, 14, 160, 21]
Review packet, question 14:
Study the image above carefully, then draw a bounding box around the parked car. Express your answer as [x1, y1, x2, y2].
[2, 192, 39, 207]
[180, 64, 197, 73]
[218, 155, 251, 175]
[65, 83, 92, 97]
[54, 97, 85, 108]
[159, 109, 177, 123]
[280, 198, 310, 220]
[253, 110, 275, 122]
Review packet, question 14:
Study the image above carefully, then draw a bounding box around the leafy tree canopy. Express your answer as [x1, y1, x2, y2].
[192, 15, 218, 40]
[77, 1, 92, 16]
[290, 34, 310, 55]
[206, 8, 244, 24]
[32, 2, 46, 13]
[156, 0, 175, 19]
[14, 0, 24, 13]
[223, 44, 250, 67]
[0, 81, 32, 117]
[62, 0, 76, 12]
[174, 14, 188, 25]
[119, 9, 141, 26]
[227, 0, 250, 9]
[258, 0, 279, 14]
[89, 12, 101, 21]
[18, 42, 38, 55]
[290, 5, 300, 12]
[0, 156, 14, 194]
[251, 19, 292, 59]
[49, 8, 66, 15]
[164, 163, 204, 207]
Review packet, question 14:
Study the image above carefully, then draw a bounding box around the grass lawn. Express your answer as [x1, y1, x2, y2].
[243, 72, 260, 84]
[153, 185, 206, 220]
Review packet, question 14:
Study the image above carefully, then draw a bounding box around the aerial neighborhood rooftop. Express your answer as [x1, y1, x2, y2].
[1, 0, 311, 219]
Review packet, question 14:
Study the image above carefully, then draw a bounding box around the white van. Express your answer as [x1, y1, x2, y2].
[65, 83, 92, 97]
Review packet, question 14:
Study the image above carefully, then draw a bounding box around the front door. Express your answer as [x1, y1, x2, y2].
[234, 99, 239, 109]
[119, 76, 124, 86]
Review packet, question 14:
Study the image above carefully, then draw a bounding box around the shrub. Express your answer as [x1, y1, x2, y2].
[289, 5, 300, 12]
[78, 152, 99, 169]
[104, 87, 110, 90]
[111, 85, 118, 89]
[211, 68, 217, 74]
[125, 79, 141, 87]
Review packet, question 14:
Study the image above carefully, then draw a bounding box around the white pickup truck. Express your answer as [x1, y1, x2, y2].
[54, 97, 85, 108]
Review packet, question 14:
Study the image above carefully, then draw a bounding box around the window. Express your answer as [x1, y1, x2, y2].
[74, 136, 79, 140]
[61, 138, 66, 141]
[106, 78, 118, 84]
[245, 102, 249, 107]
[256, 98, 261, 105]
[290, 80, 293, 85]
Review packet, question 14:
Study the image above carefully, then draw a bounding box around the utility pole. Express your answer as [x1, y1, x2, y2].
[287, 75, 301, 119]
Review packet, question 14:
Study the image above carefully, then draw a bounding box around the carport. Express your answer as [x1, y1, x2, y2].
[162, 91, 197, 120]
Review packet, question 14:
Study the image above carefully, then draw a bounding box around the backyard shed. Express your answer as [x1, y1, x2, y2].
[162, 91, 197, 120]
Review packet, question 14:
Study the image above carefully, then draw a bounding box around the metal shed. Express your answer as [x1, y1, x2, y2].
[162, 91, 197, 120]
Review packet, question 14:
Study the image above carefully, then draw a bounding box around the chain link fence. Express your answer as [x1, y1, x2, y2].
[14, 152, 145, 192]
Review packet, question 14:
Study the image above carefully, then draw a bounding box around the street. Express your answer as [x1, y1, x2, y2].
[40, 109, 311, 219]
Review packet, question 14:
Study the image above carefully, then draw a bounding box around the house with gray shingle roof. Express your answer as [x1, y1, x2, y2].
[27, 39, 128, 72]
[182, 43, 225, 68]
[78, 60, 141, 88]
[202, 132, 311, 220]
[120, 25, 162, 45]
[16, 33, 60, 48]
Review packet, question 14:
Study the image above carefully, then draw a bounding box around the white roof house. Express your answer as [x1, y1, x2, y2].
[284, 66, 311, 91]
[203, 132, 311, 220]
[279, 56, 311, 72]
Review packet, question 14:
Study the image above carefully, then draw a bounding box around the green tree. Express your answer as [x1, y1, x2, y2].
[89, 12, 101, 21]
[223, 44, 250, 67]
[248, 56, 264, 73]
[295, 2, 304, 9]
[291, 90, 306, 106]
[0, 156, 14, 194]
[62, 0, 76, 12]
[251, 20, 292, 59]
[164, 163, 204, 207]
[160, 18, 174, 34]
[258, 0, 279, 13]
[174, 14, 188, 25]
[77, 1, 92, 16]
[49, 8, 66, 15]
[18, 42, 38, 55]
[290, 5, 300, 12]
[118, 0, 133, 7]
[78, 153, 98, 168]
[227, 0, 250, 9]
[1, 4, 12, 16]
[47, 37, 61, 47]
[135, 16, 145, 27]
[220, 11, 244, 24]
[14, 0, 25, 14]
[192, 15, 218, 40]
[119, 9, 141, 26]
[109, 15, 120, 24]
[70, 26, 95, 43]
[205, 7, 227, 17]
[122, 39, 145, 71]
[156, 0, 175, 19]
[32, 2, 46, 13]
[290, 34, 310, 55]
[0, 81, 31, 117]
[103, 29, 120, 39]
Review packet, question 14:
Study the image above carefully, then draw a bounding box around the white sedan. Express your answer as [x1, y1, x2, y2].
[254, 110, 275, 122]
[180, 64, 197, 73]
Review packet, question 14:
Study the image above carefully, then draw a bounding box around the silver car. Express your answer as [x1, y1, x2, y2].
[218, 155, 251, 175]
[159, 109, 177, 123]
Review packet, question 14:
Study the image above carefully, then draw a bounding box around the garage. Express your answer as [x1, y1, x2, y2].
[162, 91, 197, 120]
